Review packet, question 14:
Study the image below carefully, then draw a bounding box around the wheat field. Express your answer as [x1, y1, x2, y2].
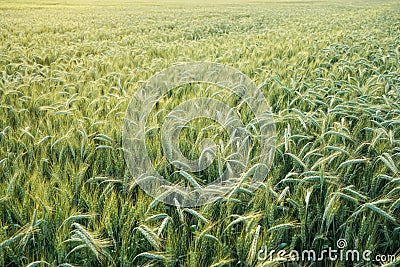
[1, 0, 400, 266]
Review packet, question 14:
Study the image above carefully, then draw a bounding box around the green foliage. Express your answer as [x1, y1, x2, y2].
[1, 0, 400, 266]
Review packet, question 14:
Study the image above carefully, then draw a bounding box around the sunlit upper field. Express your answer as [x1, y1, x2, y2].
[1, 0, 400, 266]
